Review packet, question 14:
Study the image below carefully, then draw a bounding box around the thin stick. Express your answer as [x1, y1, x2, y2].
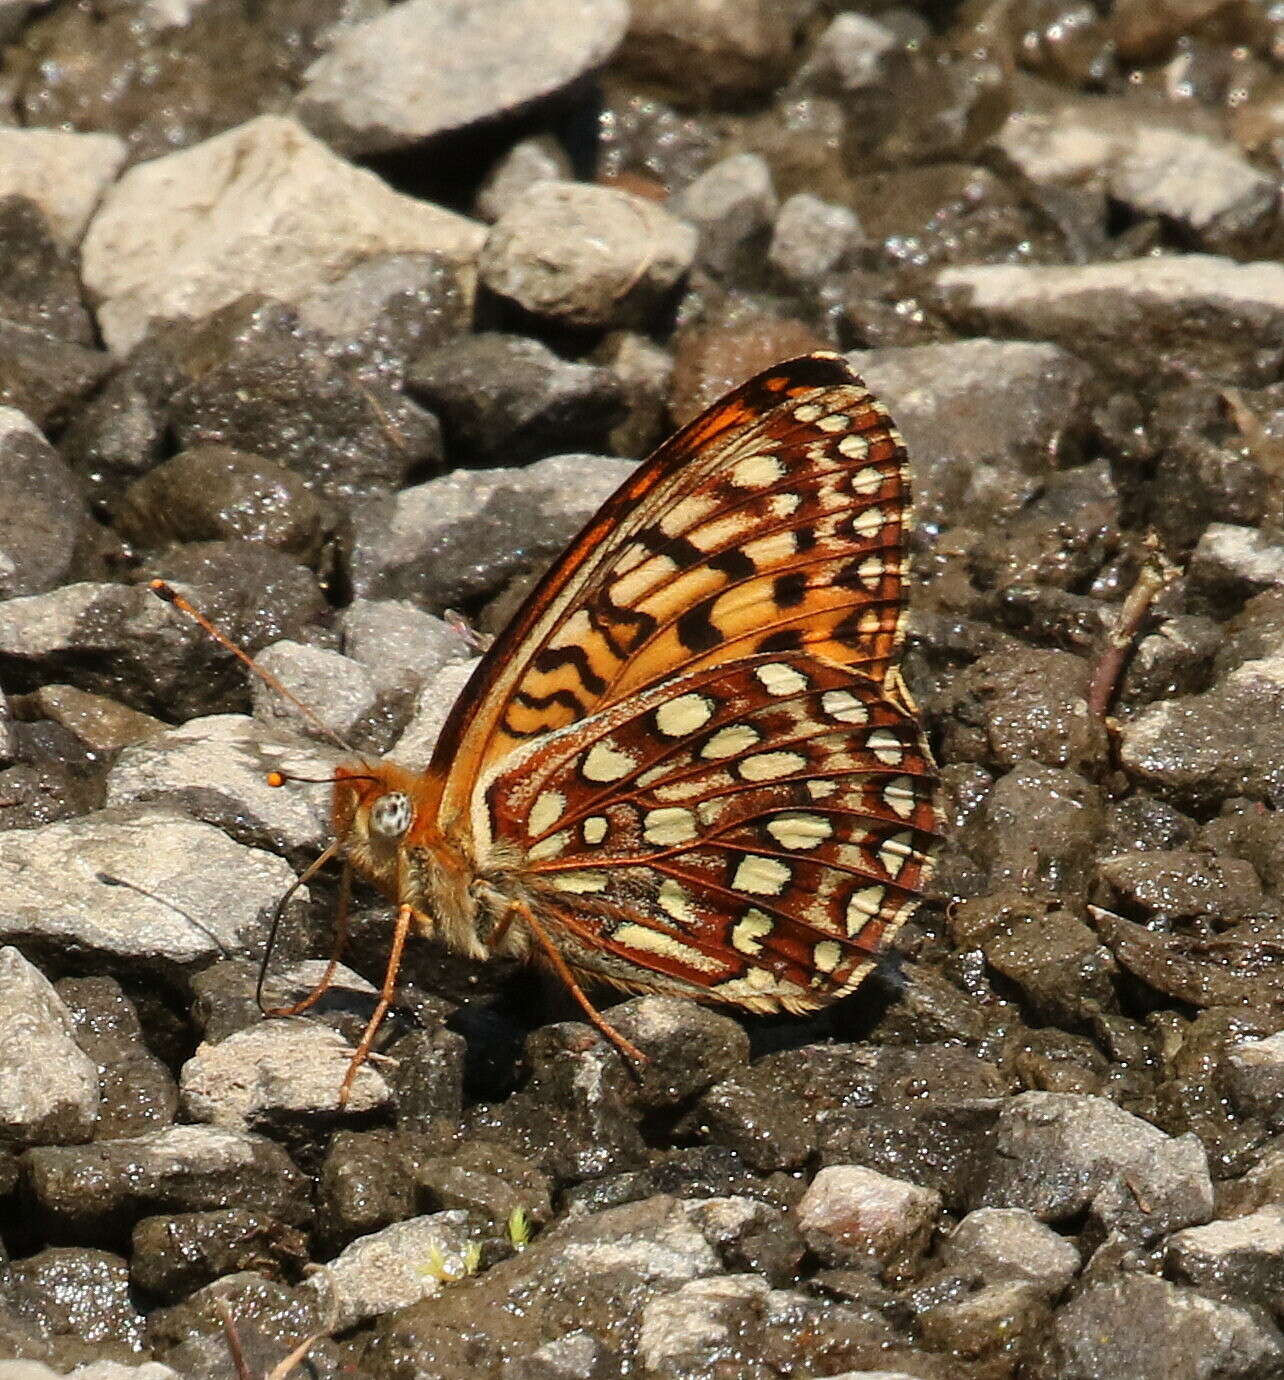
[261, 857, 353, 1019]
[1086, 542, 1175, 721]
[512, 900, 649, 1066]
[149, 580, 356, 753]
[215, 1300, 254, 1380]
[264, 1269, 340, 1380]
[337, 901, 413, 1108]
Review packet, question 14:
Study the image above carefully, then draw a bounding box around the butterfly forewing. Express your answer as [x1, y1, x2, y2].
[426, 353, 913, 827]
[484, 653, 937, 1009]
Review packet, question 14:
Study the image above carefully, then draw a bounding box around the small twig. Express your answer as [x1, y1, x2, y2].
[215, 1300, 254, 1380]
[1086, 538, 1176, 721]
[264, 1268, 340, 1380]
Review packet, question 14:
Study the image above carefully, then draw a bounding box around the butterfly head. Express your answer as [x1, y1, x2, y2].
[329, 760, 429, 884]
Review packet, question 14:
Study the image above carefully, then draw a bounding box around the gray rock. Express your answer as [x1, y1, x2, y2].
[480, 181, 697, 329]
[794, 12, 901, 95]
[341, 598, 470, 690]
[795, 1164, 942, 1273]
[0, 128, 126, 250]
[1052, 1273, 1284, 1379]
[971, 1092, 1213, 1242]
[996, 98, 1277, 245]
[939, 1207, 1080, 1295]
[0, 948, 100, 1149]
[249, 640, 380, 744]
[1191, 523, 1284, 598]
[26, 1124, 311, 1241]
[769, 192, 861, 286]
[106, 714, 339, 857]
[407, 333, 625, 466]
[301, 1211, 474, 1329]
[1120, 654, 1284, 806]
[0, 804, 300, 971]
[180, 1020, 391, 1131]
[637, 1274, 771, 1374]
[350, 453, 636, 608]
[475, 136, 574, 223]
[81, 115, 485, 354]
[4, 1248, 146, 1355]
[0, 319, 109, 432]
[846, 339, 1093, 534]
[2, 1368, 179, 1380]
[390, 659, 479, 770]
[934, 255, 1284, 384]
[606, 996, 750, 1110]
[1167, 1209, 1284, 1314]
[668, 153, 777, 279]
[0, 408, 86, 598]
[1226, 1033, 1284, 1128]
[1097, 849, 1265, 923]
[295, 0, 628, 155]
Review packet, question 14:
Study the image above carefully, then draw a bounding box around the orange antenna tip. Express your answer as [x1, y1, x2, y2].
[266, 771, 287, 788]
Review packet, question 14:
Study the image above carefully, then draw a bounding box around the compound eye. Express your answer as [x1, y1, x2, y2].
[368, 791, 413, 840]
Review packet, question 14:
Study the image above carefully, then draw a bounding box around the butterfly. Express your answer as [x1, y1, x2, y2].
[161, 351, 939, 1101]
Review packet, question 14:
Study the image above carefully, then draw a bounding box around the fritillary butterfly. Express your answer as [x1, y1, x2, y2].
[176, 351, 940, 1099]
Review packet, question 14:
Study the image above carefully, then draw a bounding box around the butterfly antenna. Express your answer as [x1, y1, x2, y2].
[149, 579, 357, 754]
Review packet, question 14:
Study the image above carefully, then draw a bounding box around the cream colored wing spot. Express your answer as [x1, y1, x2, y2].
[643, 806, 699, 846]
[550, 871, 609, 894]
[878, 831, 917, 878]
[732, 909, 775, 955]
[732, 855, 793, 895]
[816, 412, 851, 432]
[738, 750, 808, 782]
[701, 724, 762, 760]
[613, 924, 724, 972]
[527, 831, 570, 862]
[770, 491, 802, 518]
[658, 878, 698, 925]
[857, 556, 885, 588]
[755, 662, 809, 697]
[883, 778, 918, 819]
[730, 452, 786, 488]
[821, 689, 868, 725]
[528, 789, 566, 837]
[655, 693, 716, 739]
[582, 741, 637, 782]
[846, 885, 886, 931]
[840, 435, 871, 461]
[866, 729, 904, 766]
[582, 815, 608, 845]
[792, 403, 824, 423]
[765, 812, 833, 850]
[851, 506, 886, 537]
[806, 779, 838, 800]
[813, 939, 842, 972]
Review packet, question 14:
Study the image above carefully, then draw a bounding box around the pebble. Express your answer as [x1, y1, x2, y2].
[1167, 1208, 1284, 1314]
[475, 136, 574, 223]
[0, 128, 126, 250]
[668, 152, 778, 279]
[1097, 849, 1265, 923]
[480, 181, 697, 329]
[340, 598, 471, 691]
[1190, 522, 1284, 599]
[26, 1125, 311, 1242]
[350, 451, 636, 609]
[81, 115, 486, 354]
[0, 407, 87, 598]
[934, 255, 1284, 384]
[939, 1207, 1080, 1296]
[970, 1091, 1214, 1242]
[179, 1019, 391, 1131]
[248, 640, 380, 745]
[0, 947, 100, 1148]
[407, 333, 625, 466]
[794, 1164, 942, 1274]
[0, 804, 299, 970]
[300, 1210, 475, 1329]
[1225, 1033, 1284, 1129]
[769, 192, 862, 286]
[295, 0, 628, 155]
[129, 1208, 308, 1301]
[106, 714, 339, 857]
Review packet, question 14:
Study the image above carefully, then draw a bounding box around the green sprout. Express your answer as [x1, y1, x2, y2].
[507, 1205, 533, 1249]
[419, 1240, 482, 1284]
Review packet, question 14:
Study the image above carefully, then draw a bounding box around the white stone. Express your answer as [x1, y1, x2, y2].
[341, 598, 470, 688]
[0, 805, 299, 966]
[107, 714, 340, 856]
[82, 115, 486, 353]
[250, 640, 379, 743]
[389, 659, 480, 770]
[180, 1019, 390, 1130]
[0, 946, 100, 1147]
[795, 1164, 942, 1270]
[304, 1211, 475, 1328]
[295, 0, 629, 155]
[0, 128, 126, 249]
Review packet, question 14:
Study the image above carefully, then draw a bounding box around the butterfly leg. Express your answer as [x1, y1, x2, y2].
[509, 899, 649, 1067]
[337, 899, 412, 1108]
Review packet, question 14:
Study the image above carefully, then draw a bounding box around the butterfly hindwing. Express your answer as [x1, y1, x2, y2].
[483, 653, 938, 1009]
